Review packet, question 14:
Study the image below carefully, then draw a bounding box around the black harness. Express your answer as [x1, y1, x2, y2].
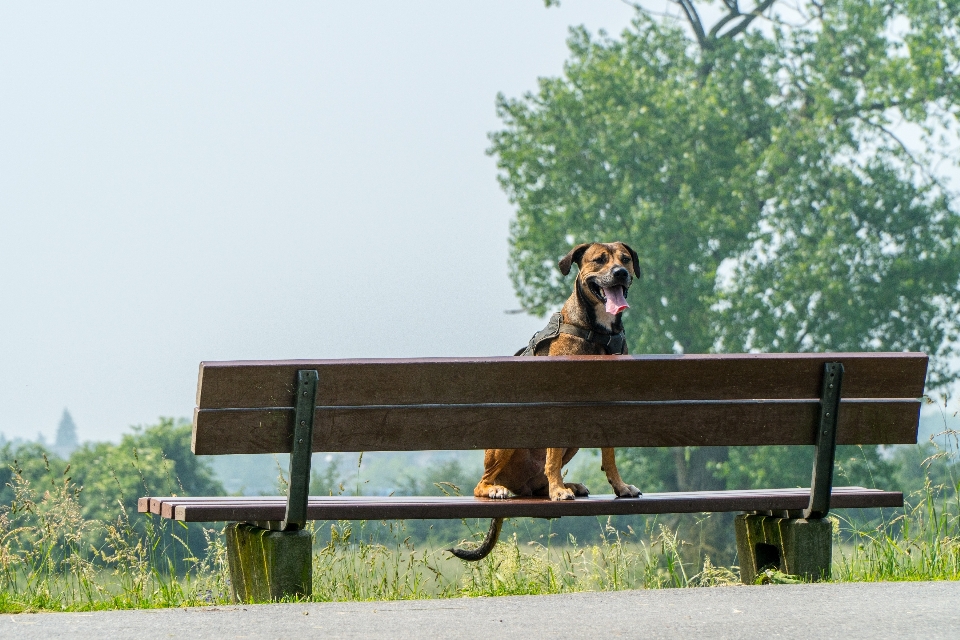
[515, 312, 626, 356]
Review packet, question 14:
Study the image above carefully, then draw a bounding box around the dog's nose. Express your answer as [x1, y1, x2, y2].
[612, 267, 629, 281]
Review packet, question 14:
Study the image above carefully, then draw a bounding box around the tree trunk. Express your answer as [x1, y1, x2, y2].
[673, 446, 729, 492]
[672, 446, 736, 566]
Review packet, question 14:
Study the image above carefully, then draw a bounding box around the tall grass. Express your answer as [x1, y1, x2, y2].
[833, 421, 960, 582]
[0, 457, 229, 612]
[833, 481, 960, 582]
[1, 428, 958, 611]
[308, 518, 737, 601]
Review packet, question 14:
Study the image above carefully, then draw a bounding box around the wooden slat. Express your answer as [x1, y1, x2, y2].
[192, 398, 921, 454]
[195, 354, 928, 409]
[138, 488, 903, 522]
[139, 495, 284, 515]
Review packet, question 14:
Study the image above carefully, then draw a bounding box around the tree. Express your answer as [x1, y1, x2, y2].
[54, 408, 79, 459]
[494, 1, 960, 501]
[69, 418, 224, 525]
[0, 418, 225, 561]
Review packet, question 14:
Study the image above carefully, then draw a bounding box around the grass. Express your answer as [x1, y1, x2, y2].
[1, 434, 958, 611]
[831, 422, 960, 583]
[833, 481, 960, 582]
[0, 457, 229, 612]
[308, 517, 738, 602]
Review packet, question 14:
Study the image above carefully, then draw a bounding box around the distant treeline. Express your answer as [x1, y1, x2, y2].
[2, 416, 958, 566]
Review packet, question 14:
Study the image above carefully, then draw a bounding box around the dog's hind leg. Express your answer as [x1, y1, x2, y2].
[560, 447, 589, 496]
[448, 517, 504, 561]
[601, 448, 641, 497]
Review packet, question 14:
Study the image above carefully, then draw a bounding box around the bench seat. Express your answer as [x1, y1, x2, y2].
[139, 486, 901, 522]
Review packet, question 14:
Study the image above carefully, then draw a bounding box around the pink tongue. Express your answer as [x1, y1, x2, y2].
[602, 286, 629, 315]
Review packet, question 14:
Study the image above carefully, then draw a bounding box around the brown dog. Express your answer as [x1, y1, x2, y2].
[450, 242, 642, 561]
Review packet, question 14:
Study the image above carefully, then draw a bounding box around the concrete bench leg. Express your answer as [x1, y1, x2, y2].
[225, 523, 313, 602]
[735, 514, 832, 584]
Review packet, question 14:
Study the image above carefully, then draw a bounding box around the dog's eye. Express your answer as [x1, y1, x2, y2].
[621, 254, 632, 263]
[592, 255, 608, 265]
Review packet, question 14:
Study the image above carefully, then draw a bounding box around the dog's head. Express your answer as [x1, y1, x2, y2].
[559, 242, 640, 319]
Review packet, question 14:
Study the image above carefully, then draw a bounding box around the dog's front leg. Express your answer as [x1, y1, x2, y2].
[545, 448, 575, 500]
[601, 448, 641, 497]
[473, 449, 513, 499]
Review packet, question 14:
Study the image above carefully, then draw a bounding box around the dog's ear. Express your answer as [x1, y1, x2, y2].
[558, 243, 592, 276]
[620, 242, 642, 278]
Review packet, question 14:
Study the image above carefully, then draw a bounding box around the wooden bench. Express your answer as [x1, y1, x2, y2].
[139, 353, 927, 601]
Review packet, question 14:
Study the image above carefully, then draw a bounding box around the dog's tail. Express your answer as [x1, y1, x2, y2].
[448, 517, 504, 561]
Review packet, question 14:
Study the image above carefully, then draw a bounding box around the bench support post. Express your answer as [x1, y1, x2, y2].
[283, 369, 319, 531]
[225, 523, 313, 602]
[225, 369, 319, 602]
[735, 514, 832, 583]
[805, 362, 843, 519]
[735, 362, 842, 583]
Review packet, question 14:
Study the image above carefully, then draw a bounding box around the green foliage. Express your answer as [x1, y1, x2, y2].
[0, 418, 224, 567]
[396, 459, 473, 497]
[0, 455, 229, 612]
[0, 418, 223, 529]
[0, 444, 67, 507]
[310, 455, 346, 496]
[68, 418, 223, 553]
[570, 447, 678, 493]
[494, 0, 960, 376]
[495, 14, 773, 354]
[493, 0, 960, 500]
[1, 419, 222, 519]
[712, 444, 897, 490]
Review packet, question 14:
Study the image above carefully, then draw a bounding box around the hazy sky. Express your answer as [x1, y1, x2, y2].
[0, 2, 642, 442]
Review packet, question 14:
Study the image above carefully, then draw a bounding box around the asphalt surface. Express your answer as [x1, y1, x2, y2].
[3, 581, 958, 639]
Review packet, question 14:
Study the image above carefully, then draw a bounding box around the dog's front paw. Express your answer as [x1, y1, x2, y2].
[486, 485, 511, 499]
[550, 485, 576, 501]
[565, 482, 590, 497]
[613, 483, 642, 498]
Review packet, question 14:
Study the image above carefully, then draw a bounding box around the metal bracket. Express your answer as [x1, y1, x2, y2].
[281, 370, 319, 532]
[804, 362, 843, 520]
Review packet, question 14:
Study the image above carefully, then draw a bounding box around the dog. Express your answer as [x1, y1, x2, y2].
[450, 241, 642, 561]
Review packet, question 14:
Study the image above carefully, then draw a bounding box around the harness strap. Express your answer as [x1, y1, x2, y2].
[515, 312, 626, 356]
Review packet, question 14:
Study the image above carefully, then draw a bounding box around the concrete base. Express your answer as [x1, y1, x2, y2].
[735, 514, 832, 584]
[225, 522, 313, 602]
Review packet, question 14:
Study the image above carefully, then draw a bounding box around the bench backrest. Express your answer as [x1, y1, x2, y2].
[192, 353, 927, 455]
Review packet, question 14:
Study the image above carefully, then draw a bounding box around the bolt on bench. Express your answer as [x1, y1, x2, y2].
[140, 353, 926, 601]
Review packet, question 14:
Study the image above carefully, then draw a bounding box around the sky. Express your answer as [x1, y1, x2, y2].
[0, 1, 642, 442]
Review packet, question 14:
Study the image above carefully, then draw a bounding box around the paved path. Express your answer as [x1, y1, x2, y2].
[3, 581, 958, 639]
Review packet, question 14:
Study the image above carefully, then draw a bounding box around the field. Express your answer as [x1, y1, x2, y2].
[1, 455, 957, 612]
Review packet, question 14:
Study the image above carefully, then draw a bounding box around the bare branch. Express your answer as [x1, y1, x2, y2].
[861, 118, 949, 191]
[673, 0, 708, 48]
[718, 0, 778, 40]
[708, 7, 745, 39]
[620, 0, 682, 22]
[879, 123, 922, 164]
[810, 0, 825, 20]
[792, 328, 810, 352]
[765, 6, 818, 30]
